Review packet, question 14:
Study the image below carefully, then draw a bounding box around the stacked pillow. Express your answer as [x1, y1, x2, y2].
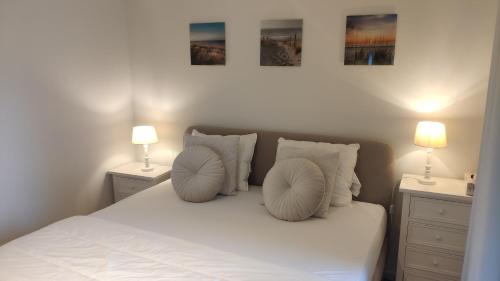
[171, 129, 362, 218]
[170, 130, 258, 203]
[192, 129, 258, 191]
[263, 158, 329, 221]
[263, 137, 360, 221]
[184, 134, 240, 195]
[275, 146, 340, 218]
[277, 138, 360, 207]
[351, 173, 362, 197]
[171, 145, 225, 202]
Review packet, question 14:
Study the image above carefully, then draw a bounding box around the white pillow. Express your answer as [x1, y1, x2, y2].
[276, 146, 340, 218]
[171, 145, 225, 203]
[263, 158, 326, 221]
[184, 134, 239, 195]
[277, 137, 360, 206]
[193, 129, 257, 191]
[351, 173, 362, 197]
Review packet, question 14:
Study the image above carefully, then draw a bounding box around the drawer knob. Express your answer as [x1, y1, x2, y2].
[432, 258, 439, 266]
[438, 208, 445, 215]
[435, 234, 442, 241]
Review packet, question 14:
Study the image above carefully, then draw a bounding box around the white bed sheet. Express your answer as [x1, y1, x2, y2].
[0, 216, 324, 281]
[93, 180, 387, 281]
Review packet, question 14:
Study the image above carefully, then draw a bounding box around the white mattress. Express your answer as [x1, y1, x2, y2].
[93, 180, 387, 281]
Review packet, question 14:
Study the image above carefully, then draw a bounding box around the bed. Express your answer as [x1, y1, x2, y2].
[0, 126, 394, 281]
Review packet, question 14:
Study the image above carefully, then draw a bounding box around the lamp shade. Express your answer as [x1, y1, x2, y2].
[414, 121, 447, 148]
[132, 126, 158, 145]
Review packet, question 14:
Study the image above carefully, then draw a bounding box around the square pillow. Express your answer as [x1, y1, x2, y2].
[277, 138, 360, 206]
[193, 129, 257, 191]
[184, 134, 239, 195]
[276, 146, 340, 218]
[351, 173, 362, 197]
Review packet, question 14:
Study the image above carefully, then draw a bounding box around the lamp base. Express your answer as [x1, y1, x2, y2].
[418, 178, 436, 185]
[141, 166, 154, 172]
[141, 145, 154, 172]
[419, 148, 436, 185]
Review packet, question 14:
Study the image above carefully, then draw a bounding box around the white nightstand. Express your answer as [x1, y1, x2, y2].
[108, 162, 171, 202]
[396, 174, 472, 281]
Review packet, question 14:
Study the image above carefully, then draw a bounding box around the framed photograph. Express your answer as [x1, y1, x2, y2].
[190, 22, 226, 65]
[344, 14, 397, 65]
[260, 19, 303, 66]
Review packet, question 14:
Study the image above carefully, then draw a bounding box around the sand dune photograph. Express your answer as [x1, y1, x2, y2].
[260, 19, 303, 66]
[190, 22, 225, 65]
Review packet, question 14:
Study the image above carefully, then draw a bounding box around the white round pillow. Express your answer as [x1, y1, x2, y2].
[171, 145, 225, 203]
[263, 158, 326, 221]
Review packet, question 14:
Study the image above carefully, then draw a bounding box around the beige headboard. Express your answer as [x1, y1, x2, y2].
[186, 126, 395, 210]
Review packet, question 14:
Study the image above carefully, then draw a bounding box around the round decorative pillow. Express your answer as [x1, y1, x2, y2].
[171, 145, 225, 203]
[263, 158, 326, 221]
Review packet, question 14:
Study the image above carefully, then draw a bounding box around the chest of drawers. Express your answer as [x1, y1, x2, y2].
[108, 162, 171, 202]
[396, 174, 472, 281]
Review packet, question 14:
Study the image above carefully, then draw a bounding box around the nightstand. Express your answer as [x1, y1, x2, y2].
[396, 174, 472, 281]
[108, 162, 171, 202]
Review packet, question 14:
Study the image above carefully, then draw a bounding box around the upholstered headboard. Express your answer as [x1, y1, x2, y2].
[185, 126, 395, 210]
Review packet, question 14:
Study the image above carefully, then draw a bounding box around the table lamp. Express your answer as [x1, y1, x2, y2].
[132, 126, 159, 172]
[414, 121, 447, 185]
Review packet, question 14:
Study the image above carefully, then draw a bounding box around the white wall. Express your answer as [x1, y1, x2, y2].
[463, 2, 500, 280]
[128, 0, 497, 182]
[0, 0, 134, 244]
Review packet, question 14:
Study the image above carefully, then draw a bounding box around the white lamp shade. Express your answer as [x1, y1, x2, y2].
[132, 126, 158, 145]
[414, 121, 447, 148]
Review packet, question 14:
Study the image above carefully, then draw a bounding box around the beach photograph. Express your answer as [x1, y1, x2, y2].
[260, 19, 303, 66]
[344, 14, 397, 65]
[190, 22, 225, 65]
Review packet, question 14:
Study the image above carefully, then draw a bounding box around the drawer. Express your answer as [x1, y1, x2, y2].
[410, 197, 471, 226]
[407, 222, 467, 253]
[113, 176, 153, 201]
[404, 269, 458, 281]
[114, 191, 134, 202]
[405, 247, 463, 277]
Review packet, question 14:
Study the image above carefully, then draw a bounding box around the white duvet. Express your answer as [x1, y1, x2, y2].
[94, 183, 387, 281]
[0, 216, 325, 281]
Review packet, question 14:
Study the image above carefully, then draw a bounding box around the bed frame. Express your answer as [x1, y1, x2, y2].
[186, 126, 395, 281]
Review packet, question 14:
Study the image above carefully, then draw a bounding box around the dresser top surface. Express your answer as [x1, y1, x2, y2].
[108, 162, 171, 180]
[400, 174, 473, 203]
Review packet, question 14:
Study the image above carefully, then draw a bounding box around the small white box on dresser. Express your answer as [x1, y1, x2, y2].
[108, 162, 171, 202]
[396, 174, 472, 281]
